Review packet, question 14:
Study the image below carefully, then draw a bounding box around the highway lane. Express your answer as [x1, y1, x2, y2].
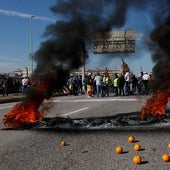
[1, 95, 170, 170]
[47, 95, 148, 119]
[0, 95, 148, 122]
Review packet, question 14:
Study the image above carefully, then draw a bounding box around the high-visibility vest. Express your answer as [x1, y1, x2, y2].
[103, 77, 109, 84]
[113, 78, 119, 87]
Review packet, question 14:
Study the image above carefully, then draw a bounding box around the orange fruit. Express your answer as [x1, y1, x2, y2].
[133, 155, 142, 165]
[162, 154, 170, 162]
[60, 140, 66, 146]
[168, 143, 170, 148]
[115, 146, 123, 154]
[128, 136, 135, 143]
[133, 144, 141, 151]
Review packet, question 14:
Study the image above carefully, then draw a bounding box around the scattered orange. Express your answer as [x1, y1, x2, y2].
[133, 144, 141, 151]
[128, 136, 135, 143]
[162, 154, 170, 162]
[115, 146, 123, 154]
[60, 140, 66, 146]
[133, 155, 142, 165]
[168, 143, 170, 148]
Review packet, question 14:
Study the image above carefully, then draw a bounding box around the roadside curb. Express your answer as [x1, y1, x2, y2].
[0, 96, 25, 104]
[0, 93, 67, 104]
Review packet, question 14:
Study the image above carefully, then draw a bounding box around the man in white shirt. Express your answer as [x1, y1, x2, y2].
[22, 77, 28, 95]
[124, 71, 130, 95]
[142, 72, 150, 95]
[94, 73, 102, 97]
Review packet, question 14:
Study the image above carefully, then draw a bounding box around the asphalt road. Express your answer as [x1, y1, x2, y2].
[1, 94, 170, 170]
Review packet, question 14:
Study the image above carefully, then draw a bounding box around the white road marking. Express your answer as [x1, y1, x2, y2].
[51, 98, 140, 103]
[63, 107, 89, 116]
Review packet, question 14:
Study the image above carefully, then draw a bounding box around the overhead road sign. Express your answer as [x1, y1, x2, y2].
[93, 30, 135, 54]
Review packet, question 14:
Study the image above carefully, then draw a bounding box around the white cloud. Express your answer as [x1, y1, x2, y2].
[0, 9, 55, 23]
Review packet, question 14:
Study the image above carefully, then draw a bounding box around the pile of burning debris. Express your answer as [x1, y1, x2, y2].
[3, 112, 170, 131]
[34, 113, 170, 130]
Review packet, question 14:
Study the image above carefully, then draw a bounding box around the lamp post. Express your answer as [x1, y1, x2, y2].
[25, 67, 28, 77]
[30, 15, 35, 75]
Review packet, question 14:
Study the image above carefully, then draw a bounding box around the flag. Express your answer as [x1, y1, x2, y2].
[121, 58, 130, 74]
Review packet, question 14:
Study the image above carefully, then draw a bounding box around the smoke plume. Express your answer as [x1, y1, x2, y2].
[25, 0, 170, 101]
[149, 0, 170, 90]
[26, 0, 170, 106]
[32, 0, 149, 97]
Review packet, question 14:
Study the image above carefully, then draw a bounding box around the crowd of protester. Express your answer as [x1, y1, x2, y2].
[66, 71, 154, 98]
[0, 75, 37, 97]
[0, 70, 154, 98]
[0, 77, 22, 96]
[67, 75, 83, 96]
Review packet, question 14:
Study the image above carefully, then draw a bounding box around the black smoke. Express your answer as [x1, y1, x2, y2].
[30, 0, 170, 100]
[150, 0, 170, 91]
[31, 0, 148, 98]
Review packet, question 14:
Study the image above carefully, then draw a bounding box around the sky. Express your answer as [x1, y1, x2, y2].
[0, 0, 155, 76]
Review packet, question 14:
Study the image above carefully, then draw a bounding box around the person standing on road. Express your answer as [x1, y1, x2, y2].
[72, 75, 79, 96]
[86, 73, 93, 98]
[118, 73, 125, 96]
[113, 74, 119, 96]
[103, 74, 109, 96]
[77, 75, 82, 95]
[22, 77, 28, 95]
[142, 72, 150, 95]
[124, 71, 130, 96]
[2, 78, 8, 96]
[83, 75, 88, 95]
[94, 72, 102, 97]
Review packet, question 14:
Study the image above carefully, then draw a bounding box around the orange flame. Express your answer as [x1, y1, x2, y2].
[140, 64, 170, 120]
[140, 88, 170, 120]
[2, 79, 52, 128]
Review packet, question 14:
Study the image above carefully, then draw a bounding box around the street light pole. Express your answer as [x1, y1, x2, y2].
[30, 15, 35, 75]
[25, 67, 28, 77]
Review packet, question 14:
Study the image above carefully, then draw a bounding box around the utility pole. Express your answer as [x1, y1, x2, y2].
[30, 15, 35, 75]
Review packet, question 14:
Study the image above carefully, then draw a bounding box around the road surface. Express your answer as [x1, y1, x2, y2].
[0, 94, 170, 170]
